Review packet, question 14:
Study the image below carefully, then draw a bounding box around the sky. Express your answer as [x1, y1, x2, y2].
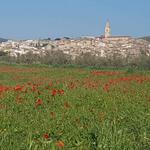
[0, 0, 149, 39]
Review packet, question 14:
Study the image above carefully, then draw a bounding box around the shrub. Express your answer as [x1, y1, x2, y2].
[75, 52, 98, 67]
[0, 51, 8, 56]
[41, 50, 72, 65]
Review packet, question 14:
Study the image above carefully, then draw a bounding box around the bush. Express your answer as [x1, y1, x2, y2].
[41, 50, 72, 65]
[0, 51, 7, 56]
[138, 55, 150, 69]
[75, 52, 100, 67]
[0, 49, 150, 70]
[16, 51, 40, 64]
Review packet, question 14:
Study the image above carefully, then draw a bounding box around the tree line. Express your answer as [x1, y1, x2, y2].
[0, 50, 150, 69]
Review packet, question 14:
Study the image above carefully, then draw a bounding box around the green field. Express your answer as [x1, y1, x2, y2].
[0, 64, 150, 150]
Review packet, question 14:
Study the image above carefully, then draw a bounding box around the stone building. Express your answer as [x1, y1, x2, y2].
[104, 20, 111, 38]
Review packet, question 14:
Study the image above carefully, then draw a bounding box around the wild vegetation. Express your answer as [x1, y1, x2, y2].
[0, 50, 150, 69]
[140, 36, 150, 42]
[0, 64, 150, 149]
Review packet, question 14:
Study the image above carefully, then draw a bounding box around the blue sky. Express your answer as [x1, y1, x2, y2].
[0, 0, 149, 39]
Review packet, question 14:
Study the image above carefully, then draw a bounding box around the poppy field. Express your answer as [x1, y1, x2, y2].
[0, 64, 150, 150]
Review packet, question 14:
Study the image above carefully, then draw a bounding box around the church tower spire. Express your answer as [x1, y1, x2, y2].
[104, 20, 111, 38]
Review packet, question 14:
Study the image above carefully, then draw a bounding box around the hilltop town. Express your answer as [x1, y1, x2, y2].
[0, 21, 150, 60]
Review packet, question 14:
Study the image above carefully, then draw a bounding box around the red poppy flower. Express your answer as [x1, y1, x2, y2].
[0, 86, 9, 93]
[35, 99, 43, 107]
[55, 140, 64, 148]
[51, 89, 57, 96]
[14, 85, 23, 92]
[43, 133, 49, 139]
[58, 89, 64, 95]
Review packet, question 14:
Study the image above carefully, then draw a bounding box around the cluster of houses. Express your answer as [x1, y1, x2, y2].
[0, 21, 150, 59]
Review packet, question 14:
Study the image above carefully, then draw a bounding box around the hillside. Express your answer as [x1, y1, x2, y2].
[0, 38, 8, 43]
[139, 36, 150, 41]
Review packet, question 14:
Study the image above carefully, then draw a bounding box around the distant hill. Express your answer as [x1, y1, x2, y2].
[139, 36, 150, 42]
[0, 38, 8, 43]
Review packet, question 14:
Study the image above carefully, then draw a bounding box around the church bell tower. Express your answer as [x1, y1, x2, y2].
[104, 20, 111, 38]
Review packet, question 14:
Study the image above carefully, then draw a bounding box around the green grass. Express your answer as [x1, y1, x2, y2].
[0, 64, 150, 150]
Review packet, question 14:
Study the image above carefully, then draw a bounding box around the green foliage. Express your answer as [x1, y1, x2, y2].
[0, 64, 150, 149]
[0, 51, 7, 56]
[41, 50, 72, 65]
[0, 50, 150, 70]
